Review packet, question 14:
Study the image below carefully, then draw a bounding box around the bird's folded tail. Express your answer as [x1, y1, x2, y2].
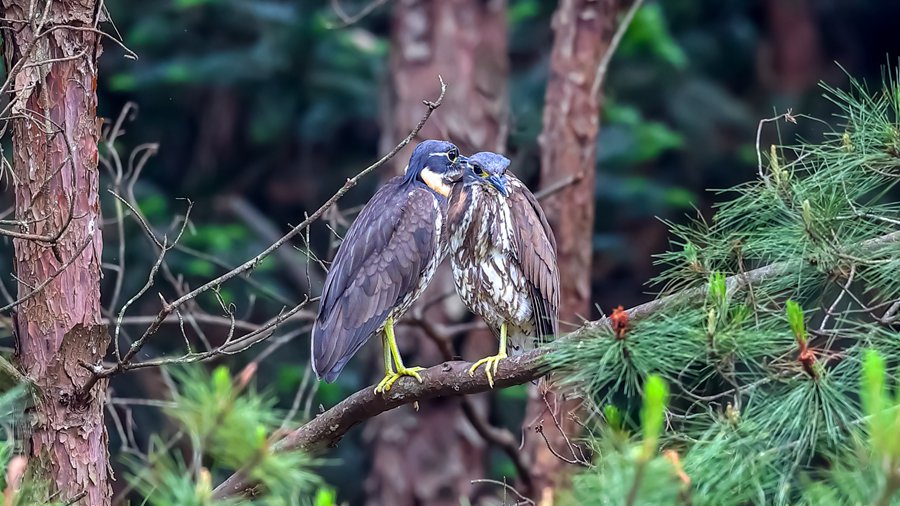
[507, 326, 536, 357]
[311, 318, 362, 383]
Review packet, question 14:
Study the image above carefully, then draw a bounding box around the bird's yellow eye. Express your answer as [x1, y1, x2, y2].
[447, 148, 459, 163]
[473, 164, 486, 177]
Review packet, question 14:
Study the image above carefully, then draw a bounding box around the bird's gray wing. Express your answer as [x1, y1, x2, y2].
[508, 178, 560, 340]
[312, 181, 440, 381]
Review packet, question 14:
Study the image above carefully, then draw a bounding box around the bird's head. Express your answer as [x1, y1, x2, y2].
[403, 140, 465, 197]
[462, 151, 510, 197]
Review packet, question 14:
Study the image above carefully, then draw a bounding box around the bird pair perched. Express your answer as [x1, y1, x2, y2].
[311, 140, 559, 393]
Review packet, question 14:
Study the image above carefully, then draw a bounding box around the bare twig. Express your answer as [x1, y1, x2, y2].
[106, 312, 313, 333]
[471, 479, 535, 506]
[77, 77, 448, 394]
[0, 355, 26, 385]
[328, 0, 390, 28]
[819, 264, 855, 342]
[880, 299, 900, 325]
[533, 393, 590, 467]
[534, 422, 589, 467]
[221, 195, 324, 293]
[0, 233, 95, 313]
[591, 0, 645, 102]
[756, 110, 797, 181]
[533, 173, 582, 201]
[62, 491, 88, 506]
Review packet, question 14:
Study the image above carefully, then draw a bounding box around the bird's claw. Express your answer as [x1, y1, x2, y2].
[374, 366, 425, 394]
[468, 353, 507, 388]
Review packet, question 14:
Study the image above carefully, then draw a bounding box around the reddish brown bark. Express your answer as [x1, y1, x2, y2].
[762, 0, 823, 94]
[378, 0, 508, 172]
[366, 1, 508, 504]
[524, 0, 620, 502]
[3, 2, 110, 504]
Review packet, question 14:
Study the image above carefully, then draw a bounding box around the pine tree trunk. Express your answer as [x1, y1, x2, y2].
[762, 0, 823, 94]
[366, 1, 507, 504]
[2, 2, 110, 504]
[524, 0, 619, 503]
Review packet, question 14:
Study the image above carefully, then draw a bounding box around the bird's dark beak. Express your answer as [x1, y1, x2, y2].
[487, 174, 510, 197]
[450, 155, 468, 182]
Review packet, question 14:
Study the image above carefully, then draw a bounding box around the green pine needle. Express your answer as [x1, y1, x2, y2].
[558, 69, 900, 506]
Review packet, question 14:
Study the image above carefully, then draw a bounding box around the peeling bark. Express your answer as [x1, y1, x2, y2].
[2, 1, 110, 504]
[367, 1, 508, 504]
[525, 0, 620, 502]
[379, 0, 508, 172]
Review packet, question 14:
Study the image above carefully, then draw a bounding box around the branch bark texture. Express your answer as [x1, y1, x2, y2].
[2, 1, 110, 504]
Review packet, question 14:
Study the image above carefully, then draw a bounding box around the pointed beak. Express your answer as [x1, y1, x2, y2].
[451, 155, 468, 182]
[487, 174, 510, 197]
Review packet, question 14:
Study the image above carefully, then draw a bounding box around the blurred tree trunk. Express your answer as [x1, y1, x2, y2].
[762, 0, 822, 94]
[2, 2, 110, 505]
[366, 1, 507, 505]
[523, 0, 620, 503]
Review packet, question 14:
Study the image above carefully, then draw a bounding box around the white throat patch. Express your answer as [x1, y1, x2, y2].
[420, 168, 452, 197]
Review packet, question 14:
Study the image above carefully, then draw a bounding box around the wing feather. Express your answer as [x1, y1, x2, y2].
[508, 177, 560, 340]
[312, 179, 441, 381]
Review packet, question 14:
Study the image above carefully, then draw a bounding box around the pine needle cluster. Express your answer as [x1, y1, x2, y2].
[0, 388, 59, 505]
[551, 71, 900, 505]
[123, 366, 322, 505]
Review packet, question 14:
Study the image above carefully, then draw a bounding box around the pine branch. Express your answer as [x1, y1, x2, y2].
[211, 230, 900, 500]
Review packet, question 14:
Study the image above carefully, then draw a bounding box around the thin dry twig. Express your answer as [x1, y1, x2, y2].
[328, 0, 390, 28]
[756, 110, 797, 181]
[591, 0, 645, 102]
[77, 76, 448, 395]
[471, 479, 535, 506]
[533, 394, 590, 467]
[0, 233, 95, 313]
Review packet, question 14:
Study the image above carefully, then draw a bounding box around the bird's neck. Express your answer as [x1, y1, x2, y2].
[450, 185, 512, 257]
[419, 168, 452, 197]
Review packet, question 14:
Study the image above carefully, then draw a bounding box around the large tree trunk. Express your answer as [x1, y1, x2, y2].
[761, 0, 822, 94]
[3, 2, 110, 504]
[366, 1, 507, 504]
[523, 0, 620, 503]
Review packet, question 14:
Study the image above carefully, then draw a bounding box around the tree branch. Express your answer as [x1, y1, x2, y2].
[211, 229, 900, 500]
[77, 76, 447, 393]
[590, 0, 645, 102]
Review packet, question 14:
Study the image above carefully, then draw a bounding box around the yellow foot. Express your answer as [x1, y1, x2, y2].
[374, 366, 425, 394]
[468, 353, 507, 388]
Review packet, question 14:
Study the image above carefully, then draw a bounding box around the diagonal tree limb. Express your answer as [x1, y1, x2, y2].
[209, 230, 900, 500]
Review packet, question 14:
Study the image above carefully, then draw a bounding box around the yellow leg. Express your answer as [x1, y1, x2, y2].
[374, 317, 425, 394]
[469, 322, 508, 388]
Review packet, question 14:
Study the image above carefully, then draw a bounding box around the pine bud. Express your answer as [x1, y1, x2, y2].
[801, 199, 814, 231]
[641, 375, 669, 461]
[786, 300, 807, 346]
[769, 144, 783, 184]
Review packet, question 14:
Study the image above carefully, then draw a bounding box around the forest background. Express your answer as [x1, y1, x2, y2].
[0, 0, 899, 504]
